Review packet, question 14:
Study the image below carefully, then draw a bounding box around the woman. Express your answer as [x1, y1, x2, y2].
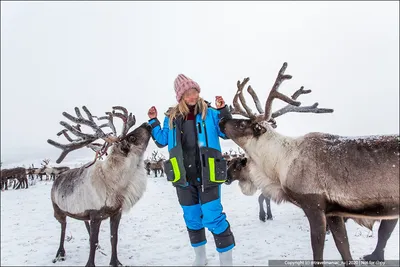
[147, 74, 235, 266]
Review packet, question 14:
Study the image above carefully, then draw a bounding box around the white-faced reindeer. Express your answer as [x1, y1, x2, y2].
[47, 106, 152, 267]
[38, 159, 70, 181]
[219, 63, 399, 266]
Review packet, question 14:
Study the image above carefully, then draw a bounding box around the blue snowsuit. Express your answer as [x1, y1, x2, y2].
[148, 104, 235, 252]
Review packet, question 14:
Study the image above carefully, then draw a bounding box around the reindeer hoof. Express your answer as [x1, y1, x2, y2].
[259, 215, 266, 222]
[267, 215, 273, 220]
[363, 252, 384, 262]
[109, 259, 123, 266]
[52, 255, 65, 263]
[52, 249, 66, 263]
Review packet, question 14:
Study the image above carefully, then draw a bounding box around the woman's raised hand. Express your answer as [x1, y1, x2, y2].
[148, 106, 158, 119]
[215, 96, 225, 109]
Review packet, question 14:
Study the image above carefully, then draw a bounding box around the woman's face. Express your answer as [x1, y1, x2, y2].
[182, 88, 199, 106]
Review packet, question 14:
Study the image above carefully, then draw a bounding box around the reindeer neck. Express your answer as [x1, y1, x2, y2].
[101, 147, 142, 172]
[246, 130, 300, 180]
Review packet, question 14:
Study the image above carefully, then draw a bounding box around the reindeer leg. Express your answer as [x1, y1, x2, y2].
[84, 220, 103, 251]
[325, 221, 331, 235]
[258, 193, 266, 222]
[85, 221, 90, 235]
[109, 210, 123, 266]
[52, 205, 67, 263]
[265, 197, 273, 220]
[13, 179, 19, 189]
[363, 219, 399, 261]
[303, 208, 326, 266]
[85, 216, 102, 267]
[326, 216, 354, 266]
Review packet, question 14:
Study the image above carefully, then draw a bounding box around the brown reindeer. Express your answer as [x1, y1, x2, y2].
[47, 106, 152, 267]
[145, 150, 165, 177]
[219, 62, 399, 266]
[1, 167, 28, 190]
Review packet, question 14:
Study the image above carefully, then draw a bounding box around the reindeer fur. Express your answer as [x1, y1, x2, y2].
[52, 150, 146, 214]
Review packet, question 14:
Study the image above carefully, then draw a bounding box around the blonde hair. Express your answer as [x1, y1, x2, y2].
[168, 97, 208, 128]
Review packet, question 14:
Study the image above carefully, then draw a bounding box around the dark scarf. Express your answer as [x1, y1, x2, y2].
[186, 105, 196, 120]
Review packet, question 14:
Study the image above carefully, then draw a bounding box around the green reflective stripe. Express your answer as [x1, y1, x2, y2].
[170, 157, 180, 183]
[208, 157, 222, 183]
[209, 158, 225, 183]
[209, 157, 215, 182]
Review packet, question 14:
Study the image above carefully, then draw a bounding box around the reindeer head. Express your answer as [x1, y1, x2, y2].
[112, 123, 152, 158]
[226, 156, 258, 195]
[226, 157, 248, 185]
[219, 62, 334, 151]
[48, 106, 152, 165]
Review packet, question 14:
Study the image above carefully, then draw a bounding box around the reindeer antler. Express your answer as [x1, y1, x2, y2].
[48, 105, 139, 164]
[263, 62, 301, 121]
[96, 112, 117, 137]
[266, 86, 334, 128]
[230, 62, 334, 127]
[111, 106, 136, 139]
[230, 78, 264, 119]
[48, 106, 119, 164]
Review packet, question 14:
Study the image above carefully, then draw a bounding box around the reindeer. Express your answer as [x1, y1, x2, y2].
[144, 159, 151, 175]
[226, 152, 273, 221]
[26, 164, 38, 186]
[37, 159, 72, 182]
[1, 167, 28, 190]
[40, 159, 56, 181]
[219, 62, 399, 266]
[149, 159, 164, 177]
[26, 164, 36, 179]
[145, 150, 165, 177]
[47, 106, 152, 267]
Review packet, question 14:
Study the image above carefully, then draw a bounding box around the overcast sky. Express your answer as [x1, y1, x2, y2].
[1, 1, 399, 167]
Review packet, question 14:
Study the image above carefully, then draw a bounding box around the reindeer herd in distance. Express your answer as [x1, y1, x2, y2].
[0, 159, 70, 191]
[0, 146, 246, 190]
[144, 147, 246, 178]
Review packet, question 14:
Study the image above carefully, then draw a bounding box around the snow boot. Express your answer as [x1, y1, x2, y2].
[192, 244, 207, 266]
[219, 249, 233, 266]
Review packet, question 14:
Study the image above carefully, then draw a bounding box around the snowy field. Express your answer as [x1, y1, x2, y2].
[1, 174, 399, 266]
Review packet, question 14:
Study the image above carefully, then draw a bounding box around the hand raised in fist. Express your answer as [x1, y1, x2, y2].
[148, 106, 157, 119]
[215, 96, 226, 109]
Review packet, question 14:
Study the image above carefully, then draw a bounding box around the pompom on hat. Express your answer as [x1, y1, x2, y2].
[174, 74, 201, 102]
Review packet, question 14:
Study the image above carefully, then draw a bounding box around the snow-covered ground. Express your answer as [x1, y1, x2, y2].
[1, 174, 399, 266]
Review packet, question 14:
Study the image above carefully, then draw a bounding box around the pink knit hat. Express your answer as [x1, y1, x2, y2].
[174, 74, 201, 102]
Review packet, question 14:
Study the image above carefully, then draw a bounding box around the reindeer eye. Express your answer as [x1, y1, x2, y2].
[129, 136, 136, 143]
[254, 124, 262, 131]
[239, 121, 246, 129]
